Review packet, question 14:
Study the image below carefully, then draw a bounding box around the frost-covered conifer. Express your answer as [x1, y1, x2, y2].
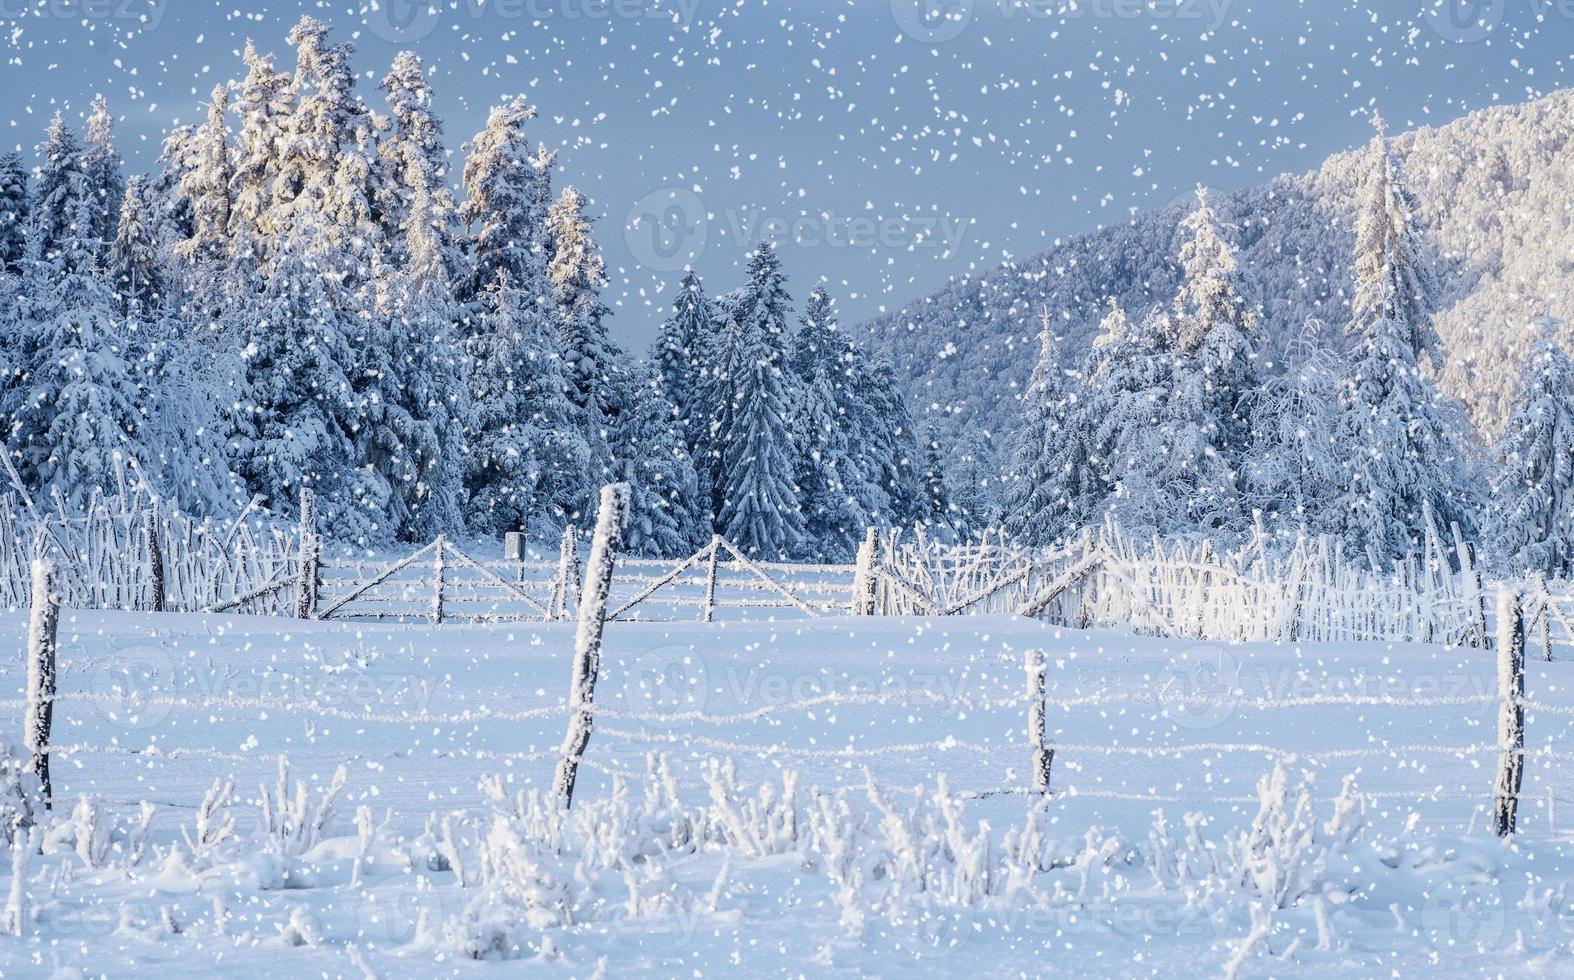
[1488, 313, 1574, 576]
[609, 368, 707, 557]
[29, 114, 94, 276]
[175, 85, 234, 271]
[460, 96, 554, 304]
[713, 243, 804, 557]
[0, 153, 27, 278]
[651, 269, 714, 450]
[462, 272, 588, 538]
[79, 96, 124, 263]
[1333, 118, 1476, 563]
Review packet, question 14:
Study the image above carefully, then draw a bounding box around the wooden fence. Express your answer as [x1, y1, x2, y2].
[7, 485, 1574, 654]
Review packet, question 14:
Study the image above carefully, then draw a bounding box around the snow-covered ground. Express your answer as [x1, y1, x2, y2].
[1, 610, 1572, 976]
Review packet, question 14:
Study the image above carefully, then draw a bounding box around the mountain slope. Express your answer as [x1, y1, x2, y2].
[861, 90, 1574, 458]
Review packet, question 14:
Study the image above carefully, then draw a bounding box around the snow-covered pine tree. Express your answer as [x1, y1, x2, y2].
[103, 176, 164, 320]
[547, 186, 625, 426]
[1488, 312, 1574, 576]
[460, 96, 554, 305]
[1004, 311, 1073, 545]
[145, 125, 198, 267]
[946, 429, 1002, 540]
[0, 153, 27, 278]
[272, 17, 382, 292]
[228, 217, 377, 540]
[713, 243, 804, 558]
[651, 269, 714, 451]
[378, 52, 459, 282]
[846, 351, 924, 530]
[79, 96, 125, 264]
[1081, 300, 1167, 535]
[1333, 117, 1476, 564]
[1172, 186, 1258, 459]
[175, 85, 234, 270]
[790, 286, 862, 558]
[28, 113, 94, 277]
[229, 39, 294, 276]
[462, 271, 590, 539]
[7, 270, 146, 506]
[917, 420, 953, 533]
[1244, 322, 1345, 533]
[609, 367, 707, 558]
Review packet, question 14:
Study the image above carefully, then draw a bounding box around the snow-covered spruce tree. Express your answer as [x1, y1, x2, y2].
[271, 17, 382, 293]
[1333, 117, 1476, 564]
[145, 125, 198, 267]
[79, 96, 125, 265]
[917, 420, 954, 533]
[463, 271, 590, 539]
[790, 286, 864, 558]
[1081, 300, 1169, 536]
[174, 85, 234, 273]
[228, 218, 379, 540]
[378, 51, 460, 282]
[1488, 313, 1574, 576]
[1004, 312, 1071, 545]
[651, 269, 715, 451]
[712, 243, 805, 558]
[609, 367, 707, 557]
[848, 352, 926, 530]
[7, 270, 147, 507]
[1244, 323, 1345, 534]
[1172, 186, 1259, 460]
[547, 186, 626, 430]
[460, 95, 555, 305]
[0, 152, 27, 278]
[28, 113, 95, 277]
[946, 428, 1002, 539]
[103, 176, 165, 320]
[229, 40, 294, 277]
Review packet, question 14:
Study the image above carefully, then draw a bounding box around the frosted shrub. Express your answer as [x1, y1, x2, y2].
[258, 758, 348, 857]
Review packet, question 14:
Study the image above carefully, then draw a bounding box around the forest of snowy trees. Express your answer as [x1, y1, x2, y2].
[1001, 118, 1574, 578]
[0, 17, 931, 560]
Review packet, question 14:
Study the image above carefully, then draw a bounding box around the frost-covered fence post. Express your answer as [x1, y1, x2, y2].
[25, 559, 59, 810]
[551, 525, 580, 621]
[703, 535, 721, 623]
[1453, 523, 1487, 647]
[431, 536, 446, 625]
[1533, 572, 1553, 661]
[295, 488, 319, 620]
[553, 483, 630, 809]
[145, 504, 164, 613]
[1492, 586, 1526, 837]
[850, 528, 879, 616]
[1025, 648, 1053, 795]
[504, 531, 528, 562]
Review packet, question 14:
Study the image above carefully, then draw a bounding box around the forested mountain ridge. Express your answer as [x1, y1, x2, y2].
[861, 89, 1574, 456]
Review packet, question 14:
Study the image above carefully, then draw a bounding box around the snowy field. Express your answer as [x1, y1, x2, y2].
[0, 610, 1570, 976]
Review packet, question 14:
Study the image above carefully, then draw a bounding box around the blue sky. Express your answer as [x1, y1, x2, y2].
[1, 0, 1568, 347]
